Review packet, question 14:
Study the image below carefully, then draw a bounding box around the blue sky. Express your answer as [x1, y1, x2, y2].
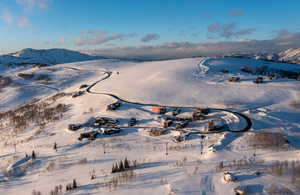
[0, 0, 299, 57]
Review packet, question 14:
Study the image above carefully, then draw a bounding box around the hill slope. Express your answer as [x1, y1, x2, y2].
[1, 57, 300, 194]
[0, 48, 102, 68]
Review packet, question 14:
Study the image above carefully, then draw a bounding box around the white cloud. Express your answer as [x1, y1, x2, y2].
[207, 22, 255, 39]
[59, 36, 66, 44]
[1, 10, 14, 25]
[16, 0, 50, 11]
[228, 10, 245, 17]
[74, 30, 135, 46]
[84, 31, 300, 60]
[141, 33, 160, 42]
[17, 16, 29, 27]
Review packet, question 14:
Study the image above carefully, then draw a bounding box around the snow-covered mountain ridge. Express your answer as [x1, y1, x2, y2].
[0, 48, 102, 68]
[223, 48, 300, 64]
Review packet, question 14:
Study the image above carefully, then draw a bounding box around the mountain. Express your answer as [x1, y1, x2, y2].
[0, 48, 102, 67]
[279, 48, 300, 64]
[223, 48, 300, 65]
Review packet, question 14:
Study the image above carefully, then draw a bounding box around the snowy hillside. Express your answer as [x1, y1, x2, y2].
[1, 57, 300, 194]
[223, 48, 300, 64]
[0, 48, 101, 68]
[279, 48, 300, 64]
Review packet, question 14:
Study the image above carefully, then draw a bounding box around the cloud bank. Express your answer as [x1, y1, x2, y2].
[75, 30, 135, 46]
[207, 22, 255, 39]
[84, 31, 300, 60]
[141, 33, 160, 42]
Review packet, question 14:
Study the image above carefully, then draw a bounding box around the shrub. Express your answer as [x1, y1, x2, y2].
[247, 132, 289, 150]
[0, 76, 12, 88]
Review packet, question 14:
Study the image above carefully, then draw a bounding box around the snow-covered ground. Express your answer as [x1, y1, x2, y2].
[1, 57, 300, 194]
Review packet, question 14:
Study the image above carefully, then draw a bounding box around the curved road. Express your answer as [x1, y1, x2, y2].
[85, 63, 252, 134]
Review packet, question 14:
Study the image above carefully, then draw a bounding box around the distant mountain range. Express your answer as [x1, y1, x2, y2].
[0, 48, 299, 69]
[223, 48, 300, 64]
[0, 48, 103, 68]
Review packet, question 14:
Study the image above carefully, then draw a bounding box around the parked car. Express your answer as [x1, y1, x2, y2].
[72, 91, 85, 98]
[228, 77, 240, 82]
[253, 77, 263, 84]
[106, 102, 122, 111]
[100, 127, 121, 135]
[128, 117, 137, 127]
[78, 131, 99, 141]
[68, 124, 81, 131]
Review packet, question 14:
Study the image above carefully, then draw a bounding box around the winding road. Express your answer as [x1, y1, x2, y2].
[85, 59, 252, 134]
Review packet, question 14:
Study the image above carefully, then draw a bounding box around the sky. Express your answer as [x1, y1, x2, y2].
[0, 0, 300, 59]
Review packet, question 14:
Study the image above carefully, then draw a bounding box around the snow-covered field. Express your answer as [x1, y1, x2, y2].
[1, 57, 300, 194]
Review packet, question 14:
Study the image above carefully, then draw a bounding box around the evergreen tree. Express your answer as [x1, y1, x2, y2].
[112, 163, 116, 173]
[53, 142, 57, 151]
[119, 161, 125, 171]
[124, 158, 130, 169]
[72, 179, 77, 189]
[32, 150, 36, 160]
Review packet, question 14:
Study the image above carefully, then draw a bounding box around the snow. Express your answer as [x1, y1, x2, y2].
[0, 48, 102, 68]
[1, 56, 300, 194]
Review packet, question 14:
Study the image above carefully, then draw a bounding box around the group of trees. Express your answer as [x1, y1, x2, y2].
[32, 179, 77, 195]
[111, 158, 136, 173]
[0, 101, 67, 132]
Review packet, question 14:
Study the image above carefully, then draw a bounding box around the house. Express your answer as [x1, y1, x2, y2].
[163, 120, 173, 128]
[197, 108, 210, 115]
[206, 120, 225, 131]
[192, 111, 206, 120]
[172, 108, 181, 116]
[106, 102, 122, 111]
[149, 128, 167, 136]
[78, 131, 99, 141]
[151, 106, 167, 114]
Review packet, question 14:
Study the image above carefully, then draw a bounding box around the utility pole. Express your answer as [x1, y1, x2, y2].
[165, 143, 169, 156]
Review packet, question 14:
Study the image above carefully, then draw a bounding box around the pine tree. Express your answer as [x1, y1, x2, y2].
[53, 142, 57, 151]
[119, 161, 125, 172]
[124, 158, 130, 169]
[32, 150, 36, 160]
[72, 179, 77, 189]
[112, 163, 116, 173]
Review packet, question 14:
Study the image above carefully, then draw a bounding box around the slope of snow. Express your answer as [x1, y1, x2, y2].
[0, 48, 102, 68]
[279, 48, 300, 64]
[0, 57, 300, 194]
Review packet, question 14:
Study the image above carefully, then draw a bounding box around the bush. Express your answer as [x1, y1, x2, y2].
[0, 76, 12, 88]
[247, 132, 289, 150]
[265, 184, 294, 195]
[112, 158, 138, 173]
